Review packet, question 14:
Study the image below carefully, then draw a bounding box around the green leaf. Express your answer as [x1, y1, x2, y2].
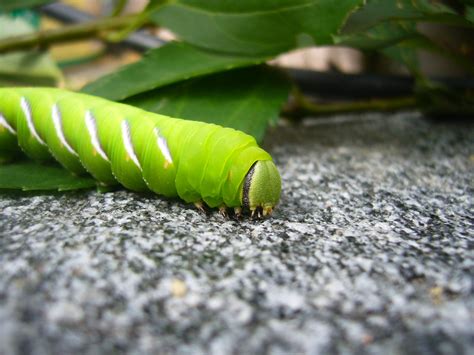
[0, 15, 62, 86]
[382, 41, 420, 74]
[468, 6, 474, 24]
[372, 26, 474, 76]
[125, 66, 291, 142]
[0, 162, 97, 191]
[396, 35, 474, 74]
[0, 0, 54, 12]
[150, 0, 363, 56]
[338, 0, 473, 50]
[415, 79, 474, 116]
[0, 51, 63, 86]
[337, 0, 474, 75]
[336, 21, 417, 50]
[342, 0, 470, 34]
[81, 41, 267, 101]
[336, 19, 423, 73]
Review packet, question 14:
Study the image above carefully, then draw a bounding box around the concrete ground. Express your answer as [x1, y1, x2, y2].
[0, 112, 472, 354]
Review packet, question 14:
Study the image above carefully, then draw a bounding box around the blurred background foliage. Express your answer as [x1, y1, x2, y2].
[0, 0, 472, 190]
[0, 0, 473, 139]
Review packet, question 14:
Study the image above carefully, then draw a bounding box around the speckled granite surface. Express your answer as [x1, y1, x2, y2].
[0, 112, 473, 354]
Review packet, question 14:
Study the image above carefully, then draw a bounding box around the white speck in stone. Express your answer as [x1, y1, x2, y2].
[47, 301, 84, 324]
[266, 286, 305, 311]
[287, 222, 314, 235]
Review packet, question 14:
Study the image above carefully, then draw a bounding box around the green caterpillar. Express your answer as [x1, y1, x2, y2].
[0, 88, 281, 217]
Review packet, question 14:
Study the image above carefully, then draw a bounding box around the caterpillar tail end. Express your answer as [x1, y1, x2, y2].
[242, 160, 281, 219]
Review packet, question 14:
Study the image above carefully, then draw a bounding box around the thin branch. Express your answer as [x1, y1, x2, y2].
[111, 0, 129, 16]
[284, 87, 418, 118]
[0, 14, 146, 53]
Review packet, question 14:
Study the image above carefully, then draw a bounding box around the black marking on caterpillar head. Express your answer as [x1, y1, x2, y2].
[242, 162, 257, 210]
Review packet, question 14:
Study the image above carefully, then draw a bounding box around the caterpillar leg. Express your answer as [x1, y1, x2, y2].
[250, 206, 274, 219]
[194, 201, 206, 213]
[234, 207, 242, 219]
[263, 206, 273, 217]
[250, 207, 262, 219]
[218, 205, 228, 218]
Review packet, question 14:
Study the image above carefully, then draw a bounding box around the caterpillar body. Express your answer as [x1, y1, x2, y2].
[0, 88, 281, 217]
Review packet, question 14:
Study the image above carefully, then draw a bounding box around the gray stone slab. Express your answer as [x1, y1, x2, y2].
[0, 112, 473, 354]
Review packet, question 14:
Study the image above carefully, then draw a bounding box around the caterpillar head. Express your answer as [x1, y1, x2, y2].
[242, 160, 281, 218]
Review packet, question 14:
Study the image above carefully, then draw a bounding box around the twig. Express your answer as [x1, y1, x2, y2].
[284, 88, 418, 118]
[0, 14, 145, 53]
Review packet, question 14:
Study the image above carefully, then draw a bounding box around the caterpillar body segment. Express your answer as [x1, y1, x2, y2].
[0, 88, 281, 216]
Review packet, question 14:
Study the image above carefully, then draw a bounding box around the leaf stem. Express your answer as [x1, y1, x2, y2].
[0, 14, 145, 53]
[285, 87, 418, 118]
